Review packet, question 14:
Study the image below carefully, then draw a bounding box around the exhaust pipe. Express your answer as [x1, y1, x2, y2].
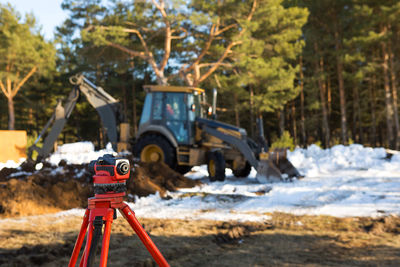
[212, 88, 217, 120]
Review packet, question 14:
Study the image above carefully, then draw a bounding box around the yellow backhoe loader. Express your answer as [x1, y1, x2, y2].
[29, 75, 300, 183]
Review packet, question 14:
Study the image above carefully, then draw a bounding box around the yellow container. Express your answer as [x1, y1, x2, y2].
[0, 130, 27, 163]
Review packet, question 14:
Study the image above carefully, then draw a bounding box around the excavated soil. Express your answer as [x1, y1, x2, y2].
[0, 159, 200, 218]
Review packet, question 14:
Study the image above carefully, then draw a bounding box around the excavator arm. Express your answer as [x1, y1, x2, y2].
[28, 74, 126, 162]
[69, 75, 123, 149]
[196, 117, 301, 183]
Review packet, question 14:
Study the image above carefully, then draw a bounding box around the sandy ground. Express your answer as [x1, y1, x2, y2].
[1, 212, 399, 267]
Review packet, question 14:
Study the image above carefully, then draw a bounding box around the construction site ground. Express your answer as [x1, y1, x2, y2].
[0, 212, 399, 266]
[1, 144, 400, 266]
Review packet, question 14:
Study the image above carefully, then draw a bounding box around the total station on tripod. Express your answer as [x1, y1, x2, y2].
[89, 154, 131, 195]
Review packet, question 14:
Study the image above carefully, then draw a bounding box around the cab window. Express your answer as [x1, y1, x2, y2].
[139, 93, 152, 125]
[152, 92, 163, 120]
[165, 93, 188, 143]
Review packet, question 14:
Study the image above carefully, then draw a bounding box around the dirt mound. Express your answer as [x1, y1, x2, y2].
[0, 158, 201, 218]
[361, 216, 400, 234]
[129, 162, 201, 197]
[0, 163, 92, 217]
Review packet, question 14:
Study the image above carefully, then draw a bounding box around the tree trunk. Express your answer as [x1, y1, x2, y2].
[28, 108, 34, 130]
[7, 96, 15, 130]
[291, 101, 297, 146]
[122, 80, 128, 120]
[388, 42, 400, 149]
[379, 122, 384, 147]
[299, 56, 306, 147]
[334, 26, 348, 144]
[278, 108, 285, 136]
[131, 61, 138, 136]
[132, 80, 138, 136]
[327, 75, 332, 118]
[320, 58, 330, 147]
[234, 93, 240, 127]
[352, 85, 363, 143]
[382, 38, 395, 148]
[369, 76, 377, 147]
[314, 43, 330, 148]
[249, 86, 255, 138]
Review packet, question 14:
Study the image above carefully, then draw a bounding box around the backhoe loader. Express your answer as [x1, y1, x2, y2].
[29, 75, 300, 183]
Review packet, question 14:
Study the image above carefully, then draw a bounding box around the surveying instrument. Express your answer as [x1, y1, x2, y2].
[68, 154, 169, 267]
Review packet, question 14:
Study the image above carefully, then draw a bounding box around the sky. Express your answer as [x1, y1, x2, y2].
[1, 0, 68, 40]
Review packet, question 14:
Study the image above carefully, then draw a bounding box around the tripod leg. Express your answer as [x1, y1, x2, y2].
[69, 209, 90, 267]
[99, 208, 114, 267]
[79, 250, 85, 267]
[82, 215, 95, 267]
[120, 205, 170, 267]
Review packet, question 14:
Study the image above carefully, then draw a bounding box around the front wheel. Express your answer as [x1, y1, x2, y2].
[134, 134, 176, 168]
[232, 161, 252, 178]
[207, 151, 226, 182]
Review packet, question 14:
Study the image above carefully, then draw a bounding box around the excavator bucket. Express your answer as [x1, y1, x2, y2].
[256, 149, 302, 183]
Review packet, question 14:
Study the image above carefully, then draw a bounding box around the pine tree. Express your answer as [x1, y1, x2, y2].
[0, 4, 55, 130]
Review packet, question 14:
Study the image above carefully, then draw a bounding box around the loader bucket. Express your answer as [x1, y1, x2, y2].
[256, 149, 301, 183]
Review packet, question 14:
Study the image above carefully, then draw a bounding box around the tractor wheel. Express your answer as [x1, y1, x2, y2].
[134, 134, 176, 168]
[176, 165, 193, 175]
[232, 161, 252, 178]
[207, 151, 226, 182]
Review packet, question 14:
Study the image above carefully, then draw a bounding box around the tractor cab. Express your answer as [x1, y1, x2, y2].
[137, 85, 206, 146]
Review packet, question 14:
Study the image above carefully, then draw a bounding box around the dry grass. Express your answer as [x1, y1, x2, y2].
[1, 212, 399, 266]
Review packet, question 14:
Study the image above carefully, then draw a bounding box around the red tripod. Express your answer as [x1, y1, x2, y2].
[68, 194, 169, 267]
[68, 154, 169, 267]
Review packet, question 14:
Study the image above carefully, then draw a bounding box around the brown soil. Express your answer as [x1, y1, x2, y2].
[0, 159, 200, 218]
[129, 162, 200, 198]
[0, 213, 399, 266]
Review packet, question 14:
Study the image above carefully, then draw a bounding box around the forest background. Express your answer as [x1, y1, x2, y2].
[1, 0, 399, 150]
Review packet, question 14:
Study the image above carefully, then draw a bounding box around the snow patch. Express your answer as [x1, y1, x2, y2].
[0, 158, 26, 171]
[48, 142, 115, 165]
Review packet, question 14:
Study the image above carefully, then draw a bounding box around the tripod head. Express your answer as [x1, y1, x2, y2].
[89, 154, 130, 196]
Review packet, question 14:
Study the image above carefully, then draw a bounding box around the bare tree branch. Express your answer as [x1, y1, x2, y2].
[171, 27, 188, 40]
[90, 25, 152, 55]
[124, 21, 152, 32]
[152, 0, 171, 73]
[108, 42, 147, 59]
[6, 78, 11, 96]
[180, 24, 217, 75]
[194, 0, 256, 85]
[0, 80, 8, 97]
[12, 66, 37, 97]
[214, 74, 222, 88]
[214, 23, 237, 35]
[198, 62, 233, 69]
[247, 0, 257, 22]
[198, 41, 240, 84]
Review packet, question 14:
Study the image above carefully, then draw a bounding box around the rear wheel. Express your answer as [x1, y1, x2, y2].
[232, 161, 252, 178]
[134, 134, 176, 168]
[176, 165, 193, 175]
[207, 151, 226, 182]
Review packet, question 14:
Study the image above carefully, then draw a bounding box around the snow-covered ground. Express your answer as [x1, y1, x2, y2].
[131, 144, 400, 221]
[1, 142, 400, 221]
